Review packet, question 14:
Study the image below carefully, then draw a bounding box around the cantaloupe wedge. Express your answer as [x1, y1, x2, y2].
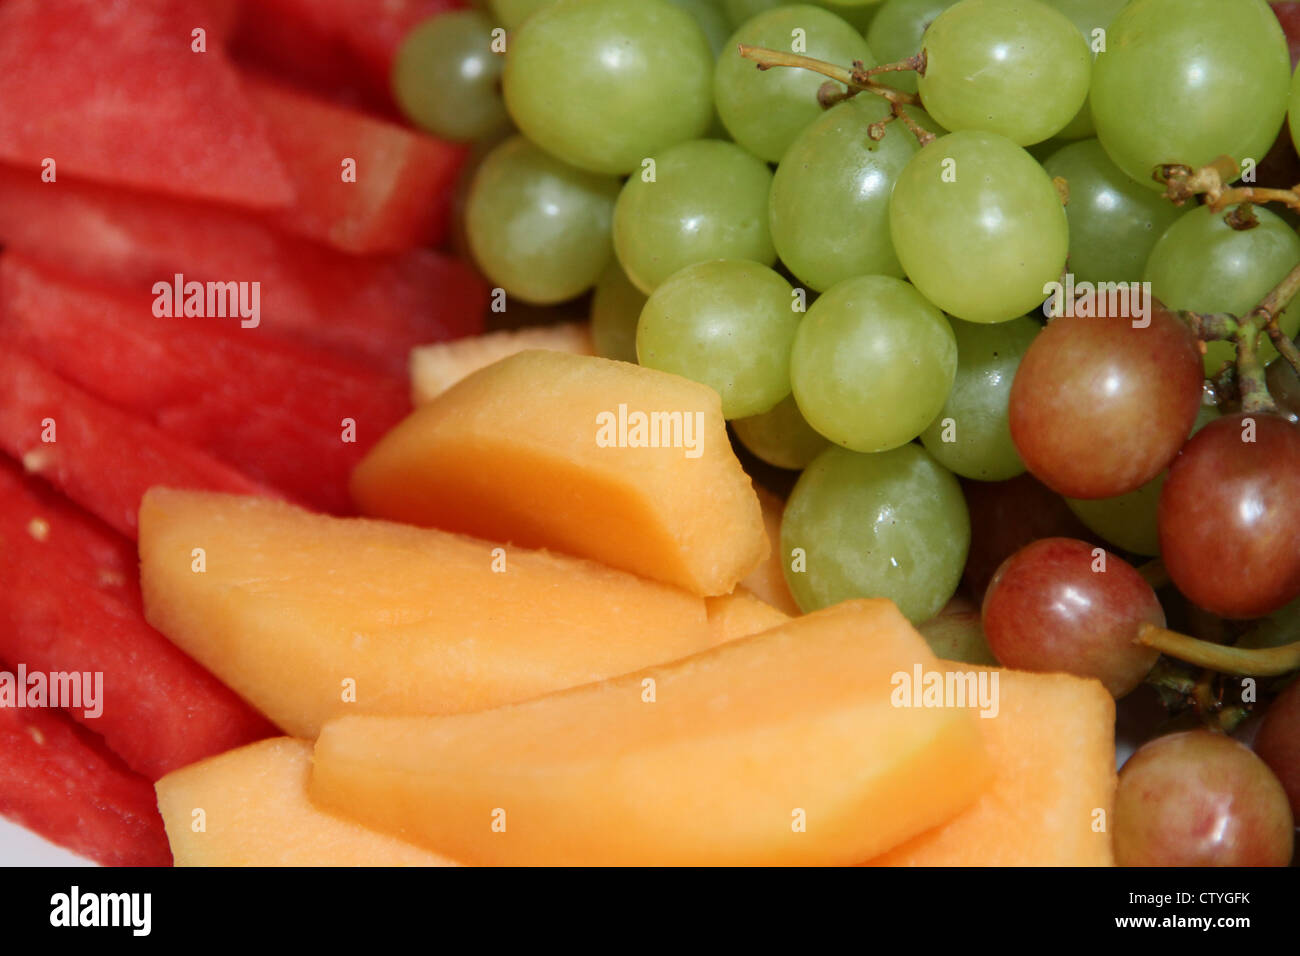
[156, 738, 455, 866]
[705, 588, 791, 645]
[409, 322, 594, 405]
[740, 484, 800, 616]
[138, 488, 709, 738]
[867, 667, 1116, 866]
[310, 600, 992, 866]
[352, 350, 767, 597]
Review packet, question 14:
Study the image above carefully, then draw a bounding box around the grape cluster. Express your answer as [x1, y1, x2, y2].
[395, 0, 1300, 865]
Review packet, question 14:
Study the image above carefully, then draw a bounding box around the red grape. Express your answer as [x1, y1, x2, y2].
[1158, 413, 1300, 619]
[1254, 679, 1300, 818]
[1008, 307, 1204, 499]
[960, 474, 1094, 602]
[1114, 731, 1294, 867]
[981, 538, 1162, 697]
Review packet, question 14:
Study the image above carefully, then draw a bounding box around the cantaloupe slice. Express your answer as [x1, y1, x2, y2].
[352, 350, 767, 597]
[409, 322, 593, 405]
[310, 600, 992, 866]
[705, 588, 791, 645]
[867, 667, 1116, 866]
[139, 488, 709, 738]
[740, 484, 800, 616]
[156, 738, 455, 866]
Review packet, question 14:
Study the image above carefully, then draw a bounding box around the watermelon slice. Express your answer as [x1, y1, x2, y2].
[0, 688, 173, 867]
[0, 0, 293, 210]
[0, 165, 488, 374]
[230, 0, 463, 101]
[0, 462, 277, 780]
[246, 73, 466, 254]
[0, 351, 276, 538]
[0, 254, 412, 513]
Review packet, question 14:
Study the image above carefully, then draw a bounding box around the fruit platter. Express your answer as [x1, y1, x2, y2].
[0, 0, 1297, 872]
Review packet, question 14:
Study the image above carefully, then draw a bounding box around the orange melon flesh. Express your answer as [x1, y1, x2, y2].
[409, 321, 593, 405]
[867, 667, 1116, 866]
[740, 484, 800, 615]
[138, 488, 710, 738]
[351, 349, 767, 597]
[155, 738, 455, 866]
[310, 600, 992, 866]
[704, 588, 791, 645]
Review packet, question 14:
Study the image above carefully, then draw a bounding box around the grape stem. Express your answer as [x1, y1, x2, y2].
[1137, 622, 1300, 677]
[735, 45, 932, 145]
[1157, 156, 1300, 388]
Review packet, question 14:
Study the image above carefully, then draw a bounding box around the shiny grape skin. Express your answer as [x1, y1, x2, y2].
[1008, 308, 1204, 499]
[1158, 413, 1300, 620]
[917, 0, 1091, 146]
[503, 0, 715, 175]
[781, 443, 970, 623]
[1254, 679, 1300, 819]
[465, 136, 620, 305]
[1041, 138, 1185, 286]
[1114, 731, 1294, 867]
[961, 473, 1094, 602]
[866, 0, 957, 96]
[768, 94, 917, 292]
[889, 130, 1069, 324]
[714, 5, 875, 163]
[1091, 0, 1291, 190]
[1144, 203, 1300, 376]
[981, 537, 1162, 697]
[391, 11, 509, 143]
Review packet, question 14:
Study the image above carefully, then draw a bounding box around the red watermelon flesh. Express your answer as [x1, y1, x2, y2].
[0, 0, 293, 211]
[246, 73, 466, 254]
[0, 687, 173, 867]
[0, 351, 278, 539]
[0, 254, 412, 513]
[0, 165, 488, 374]
[0, 461, 277, 780]
[234, 0, 463, 93]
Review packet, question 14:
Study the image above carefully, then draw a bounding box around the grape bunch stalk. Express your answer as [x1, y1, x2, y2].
[393, 0, 1300, 865]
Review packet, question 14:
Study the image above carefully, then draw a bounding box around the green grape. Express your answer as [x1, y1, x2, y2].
[466, 136, 620, 305]
[790, 275, 957, 452]
[919, 315, 1037, 481]
[715, 5, 875, 163]
[392, 12, 509, 143]
[503, 0, 715, 175]
[590, 261, 646, 363]
[614, 139, 776, 293]
[813, 1, 883, 32]
[1040, 0, 1128, 141]
[1144, 204, 1300, 375]
[1092, 0, 1290, 190]
[731, 394, 830, 469]
[918, 0, 1090, 146]
[1068, 475, 1164, 557]
[768, 94, 916, 291]
[489, 0, 555, 29]
[1065, 401, 1219, 556]
[637, 260, 798, 418]
[668, 0, 733, 54]
[889, 130, 1069, 323]
[1041, 139, 1186, 285]
[781, 444, 969, 621]
[865, 0, 956, 95]
[723, 0, 784, 26]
